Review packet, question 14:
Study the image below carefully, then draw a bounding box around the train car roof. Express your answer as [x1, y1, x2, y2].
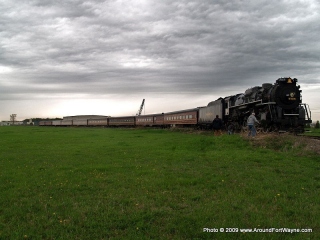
[108, 115, 136, 118]
[164, 107, 200, 115]
[63, 115, 109, 120]
[136, 113, 164, 117]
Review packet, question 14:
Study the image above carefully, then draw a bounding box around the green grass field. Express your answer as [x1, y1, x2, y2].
[0, 127, 319, 239]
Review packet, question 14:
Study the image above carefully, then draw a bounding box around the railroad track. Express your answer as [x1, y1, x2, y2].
[297, 134, 320, 140]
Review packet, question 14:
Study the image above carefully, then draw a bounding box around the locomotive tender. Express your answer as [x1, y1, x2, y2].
[40, 77, 312, 133]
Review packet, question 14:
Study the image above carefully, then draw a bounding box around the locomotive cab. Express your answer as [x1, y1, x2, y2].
[224, 96, 231, 116]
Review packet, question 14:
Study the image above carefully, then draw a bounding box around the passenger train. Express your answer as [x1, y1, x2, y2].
[40, 77, 312, 133]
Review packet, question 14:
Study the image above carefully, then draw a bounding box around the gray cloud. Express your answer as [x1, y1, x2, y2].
[1, 0, 320, 120]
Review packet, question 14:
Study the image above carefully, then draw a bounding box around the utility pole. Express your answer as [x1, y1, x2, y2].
[10, 114, 17, 125]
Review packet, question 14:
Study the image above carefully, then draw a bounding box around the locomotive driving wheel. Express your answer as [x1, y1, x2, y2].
[270, 125, 279, 133]
[241, 120, 248, 133]
[262, 126, 271, 133]
[256, 126, 263, 134]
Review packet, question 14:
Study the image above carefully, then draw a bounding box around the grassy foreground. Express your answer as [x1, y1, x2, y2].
[0, 127, 319, 239]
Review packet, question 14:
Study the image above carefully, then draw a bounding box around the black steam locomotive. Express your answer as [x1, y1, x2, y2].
[199, 77, 312, 133]
[40, 77, 312, 133]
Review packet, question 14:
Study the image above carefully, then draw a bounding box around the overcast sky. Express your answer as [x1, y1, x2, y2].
[1, 0, 319, 122]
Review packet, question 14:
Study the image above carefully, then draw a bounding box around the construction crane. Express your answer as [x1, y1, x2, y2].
[136, 99, 145, 116]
